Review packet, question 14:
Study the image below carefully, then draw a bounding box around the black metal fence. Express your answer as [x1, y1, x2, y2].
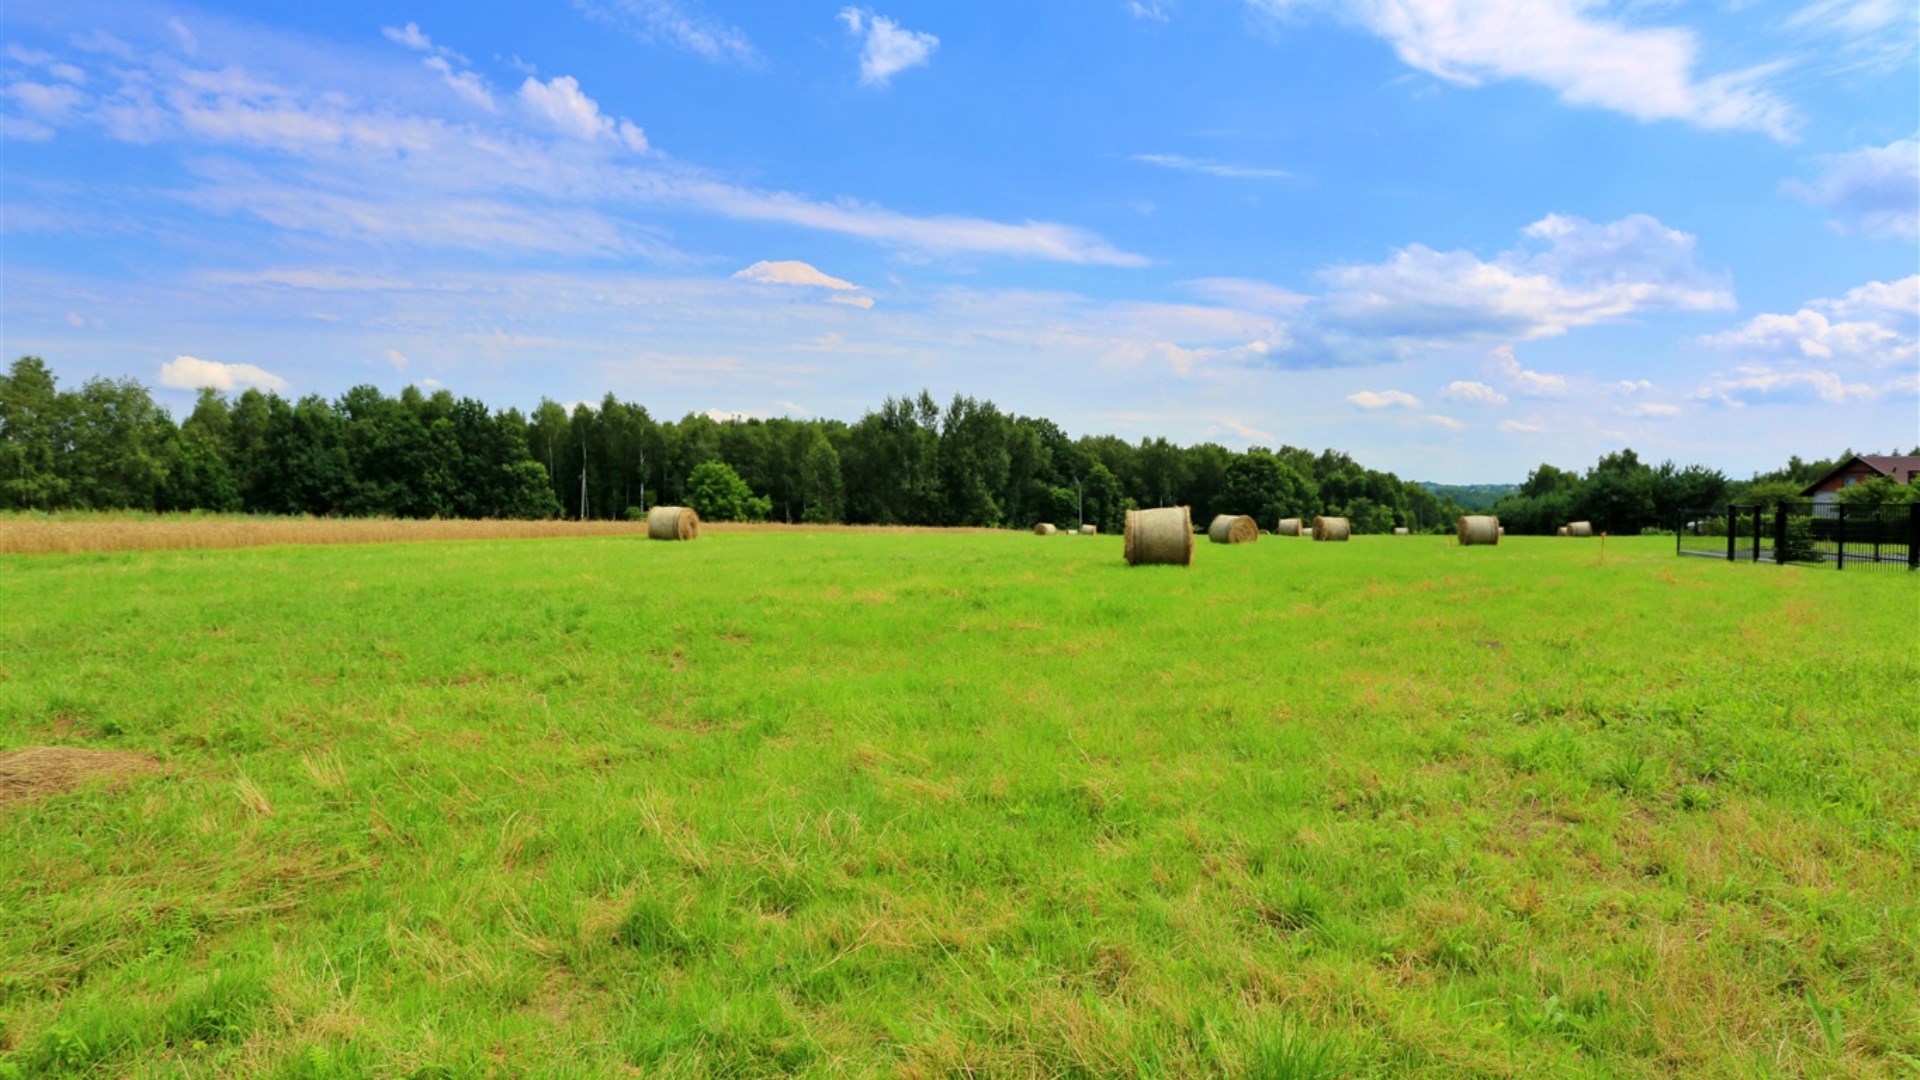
[1677, 501, 1919, 571]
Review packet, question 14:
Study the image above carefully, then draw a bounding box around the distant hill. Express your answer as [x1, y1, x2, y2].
[1419, 482, 1518, 512]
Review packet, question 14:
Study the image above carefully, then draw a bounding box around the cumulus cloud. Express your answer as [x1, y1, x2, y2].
[1492, 348, 1572, 398]
[1694, 276, 1917, 407]
[518, 75, 647, 150]
[839, 8, 939, 87]
[1785, 138, 1919, 241]
[382, 22, 435, 51]
[1247, 0, 1796, 139]
[732, 260, 860, 290]
[385, 348, 409, 371]
[159, 355, 288, 392]
[1346, 389, 1421, 409]
[1314, 213, 1732, 347]
[1440, 379, 1507, 404]
[571, 0, 759, 66]
[1131, 153, 1294, 180]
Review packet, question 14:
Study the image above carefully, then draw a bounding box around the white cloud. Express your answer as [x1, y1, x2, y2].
[1614, 379, 1654, 393]
[829, 293, 876, 309]
[1785, 138, 1919, 241]
[1691, 367, 1877, 407]
[1248, 0, 1796, 139]
[382, 23, 435, 52]
[5, 81, 86, 123]
[425, 57, 495, 110]
[732, 260, 860, 290]
[1426, 413, 1465, 429]
[1702, 276, 1917, 369]
[1314, 213, 1732, 347]
[167, 18, 199, 57]
[65, 311, 86, 328]
[385, 348, 409, 371]
[1131, 153, 1294, 180]
[518, 75, 647, 150]
[1618, 402, 1681, 418]
[1440, 379, 1507, 404]
[1499, 419, 1546, 433]
[839, 8, 939, 87]
[1128, 1, 1172, 20]
[1346, 389, 1422, 409]
[1181, 278, 1312, 312]
[571, 0, 759, 66]
[1492, 348, 1571, 398]
[1785, 0, 1915, 72]
[159, 355, 288, 392]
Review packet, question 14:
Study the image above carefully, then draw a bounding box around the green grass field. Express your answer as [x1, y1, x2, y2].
[2, 532, 1916, 1078]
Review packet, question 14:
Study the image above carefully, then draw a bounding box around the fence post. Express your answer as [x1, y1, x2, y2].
[1773, 505, 1787, 565]
[1752, 505, 1763, 563]
[1726, 504, 1737, 562]
[1836, 503, 1845, 571]
[1910, 503, 1919, 572]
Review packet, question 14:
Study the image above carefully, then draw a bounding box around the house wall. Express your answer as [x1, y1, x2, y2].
[1807, 461, 1886, 495]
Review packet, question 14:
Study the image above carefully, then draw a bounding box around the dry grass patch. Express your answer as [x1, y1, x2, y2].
[0, 745, 160, 805]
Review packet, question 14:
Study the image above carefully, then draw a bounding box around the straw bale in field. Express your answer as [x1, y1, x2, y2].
[1392, 527, 1410, 536]
[1207, 514, 1258, 544]
[1567, 521, 1594, 538]
[647, 506, 700, 541]
[1034, 523, 1058, 536]
[1079, 524, 1098, 535]
[1125, 506, 1193, 566]
[1275, 517, 1303, 536]
[1311, 516, 1351, 542]
[1456, 515, 1500, 546]
[1556, 526, 1570, 537]
[0, 746, 159, 805]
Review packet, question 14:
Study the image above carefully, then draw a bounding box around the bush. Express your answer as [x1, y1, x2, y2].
[1777, 515, 1817, 563]
[685, 461, 771, 522]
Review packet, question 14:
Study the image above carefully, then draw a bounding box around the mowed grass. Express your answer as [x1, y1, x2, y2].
[1, 532, 1916, 1078]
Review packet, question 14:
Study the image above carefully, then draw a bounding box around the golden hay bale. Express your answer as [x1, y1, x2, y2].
[1498, 527, 1505, 537]
[1556, 526, 1570, 537]
[1567, 521, 1594, 538]
[647, 506, 700, 540]
[1275, 517, 1303, 537]
[1125, 506, 1193, 566]
[1079, 524, 1098, 535]
[1207, 514, 1259, 544]
[1456, 515, 1500, 546]
[1034, 523, 1058, 536]
[1311, 516, 1351, 542]
[1392, 527, 1410, 536]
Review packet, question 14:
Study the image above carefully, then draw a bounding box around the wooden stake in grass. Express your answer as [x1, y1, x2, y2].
[1456, 516, 1500, 546]
[1207, 514, 1258, 544]
[1311, 516, 1351, 542]
[647, 506, 700, 541]
[1124, 506, 1193, 565]
[1276, 517, 1303, 537]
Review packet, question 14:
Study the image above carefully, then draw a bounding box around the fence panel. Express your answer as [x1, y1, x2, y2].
[1680, 501, 1916, 570]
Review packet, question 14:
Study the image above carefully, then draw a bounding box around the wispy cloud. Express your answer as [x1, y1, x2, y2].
[839, 8, 939, 87]
[1784, 137, 1918, 241]
[1247, 0, 1796, 140]
[1440, 379, 1508, 405]
[1131, 153, 1295, 180]
[570, 0, 759, 66]
[1346, 389, 1421, 409]
[519, 75, 647, 150]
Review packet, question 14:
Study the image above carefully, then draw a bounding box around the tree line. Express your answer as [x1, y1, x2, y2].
[3, 357, 1910, 533]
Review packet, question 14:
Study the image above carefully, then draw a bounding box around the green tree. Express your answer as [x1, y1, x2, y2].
[685, 460, 770, 522]
[0, 357, 71, 510]
[798, 434, 845, 524]
[1836, 476, 1920, 508]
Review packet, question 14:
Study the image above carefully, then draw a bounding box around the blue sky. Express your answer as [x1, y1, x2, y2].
[2, 0, 1915, 482]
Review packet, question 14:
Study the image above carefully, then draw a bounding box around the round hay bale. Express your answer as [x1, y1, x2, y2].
[647, 506, 699, 541]
[1034, 523, 1058, 536]
[1456, 515, 1500, 546]
[1567, 521, 1594, 538]
[1125, 506, 1193, 566]
[1275, 517, 1303, 537]
[1556, 526, 1570, 537]
[1311, 516, 1351, 542]
[1207, 514, 1259, 544]
[1392, 527, 1410, 536]
[1498, 526, 1506, 537]
[1079, 524, 1098, 535]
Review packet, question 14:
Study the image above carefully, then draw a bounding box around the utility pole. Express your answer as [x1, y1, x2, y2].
[579, 439, 588, 522]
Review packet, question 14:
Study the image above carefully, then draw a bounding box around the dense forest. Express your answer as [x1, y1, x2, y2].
[2, 357, 1913, 534]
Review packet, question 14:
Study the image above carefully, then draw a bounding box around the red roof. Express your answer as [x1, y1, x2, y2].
[1802, 454, 1920, 495]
